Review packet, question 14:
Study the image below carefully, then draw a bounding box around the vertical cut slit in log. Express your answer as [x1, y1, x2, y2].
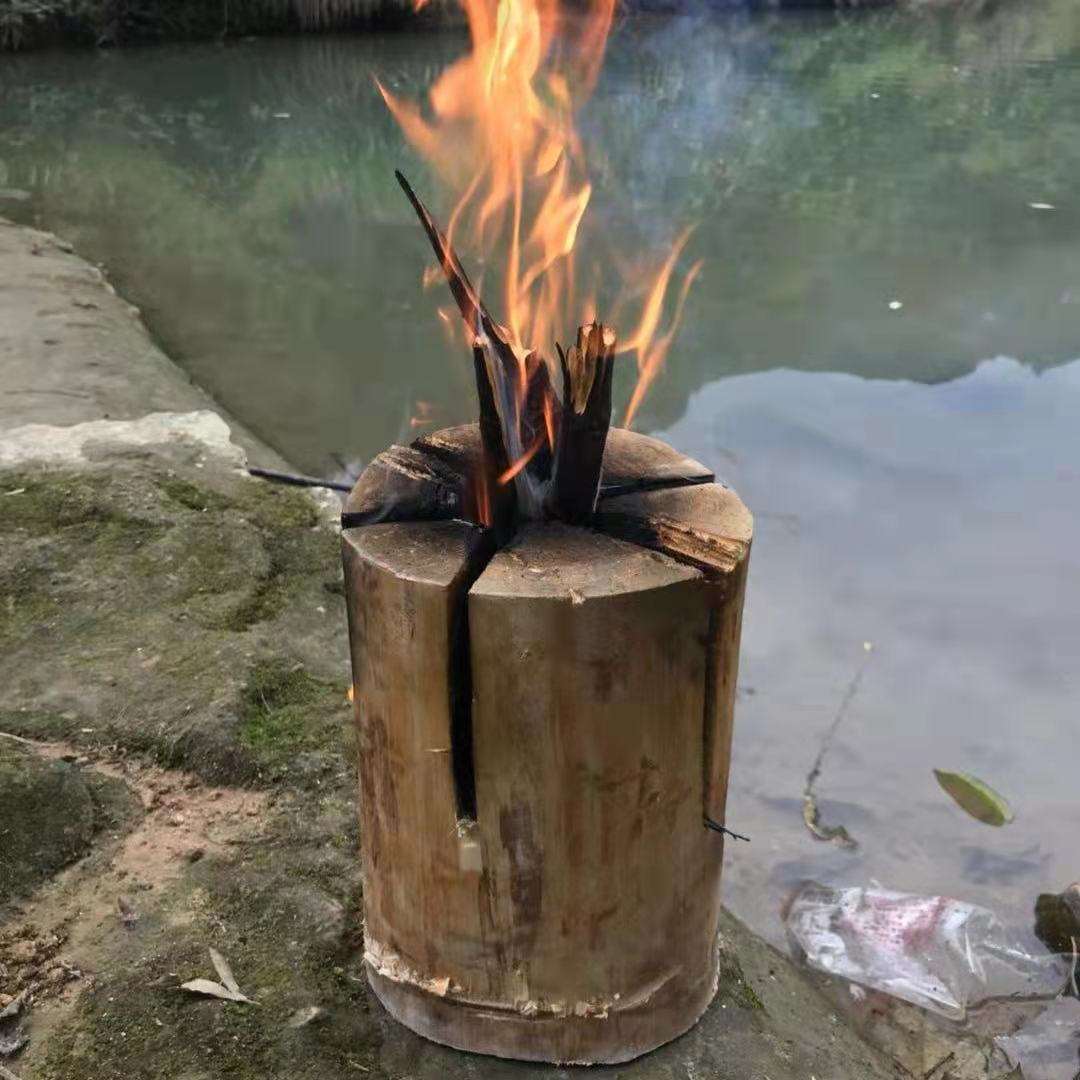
[447, 528, 497, 821]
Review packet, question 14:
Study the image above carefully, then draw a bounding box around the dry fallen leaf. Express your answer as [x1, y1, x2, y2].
[802, 792, 857, 850]
[180, 949, 254, 1004]
[180, 978, 252, 1004]
[286, 1005, 326, 1028]
[209, 948, 241, 996]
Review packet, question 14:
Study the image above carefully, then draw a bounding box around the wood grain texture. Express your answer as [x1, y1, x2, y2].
[345, 425, 715, 530]
[341, 520, 492, 988]
[592, 483, 753, 827]
[458, 524, 724, 1060]
[342, 444, 466, 526]
[598, 427, 714, 497]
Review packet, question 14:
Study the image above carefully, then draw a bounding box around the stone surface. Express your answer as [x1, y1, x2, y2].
[0, 216, 284, 469]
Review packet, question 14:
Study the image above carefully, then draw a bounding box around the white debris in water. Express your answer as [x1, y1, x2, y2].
[0, 410, 245, 469]
[1029, 202, 1056, 211]
[888, 300, 903, 311]
[273, 112, 292, 119]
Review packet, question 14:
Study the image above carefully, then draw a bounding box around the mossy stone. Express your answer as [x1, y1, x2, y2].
[0, 740, 95, 904]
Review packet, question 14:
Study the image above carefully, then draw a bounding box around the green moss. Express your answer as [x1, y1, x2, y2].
[152, 477, 334, 632]
[715, 948, 766, 1012]
[1, 474, 149, 535]
[0, 741, 96, 904]
[238, 660, 347, 777]
[157, 475, 236, 514]
[0, 463, 345, 789]
[0, 710, 77, 742]
[0, 564, 56, 646]
[36, 823, 374, 1080]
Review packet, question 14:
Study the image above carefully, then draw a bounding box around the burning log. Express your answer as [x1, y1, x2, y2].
[341, 423, 717, 532]
[342, 418, 752, 1063]
[339, 168, 749, 1065]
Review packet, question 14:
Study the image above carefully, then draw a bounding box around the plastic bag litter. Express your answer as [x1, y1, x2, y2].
[996, 997, 1080, 1080]
[786, 883, 1068, 1019]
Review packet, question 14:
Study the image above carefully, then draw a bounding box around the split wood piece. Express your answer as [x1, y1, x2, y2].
[592, 484, 753, 826]
[341, 444, 467, 528]
[471, 344, 516, 539]
[520, 350, 557, 491]
[341, 519, 494, 980]
[597, 429, 714, 498]
[395, 171, 536, 507]
[550, 323, 615, 522]
[354, 523, 725, 1064]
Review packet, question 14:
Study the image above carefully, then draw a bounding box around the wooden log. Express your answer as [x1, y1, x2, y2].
[592, 483, 753, 826]
[471, 344, 516, 539]
[598, 428, 714, 498]
[341, 444, 466, 528]
[343, 425, 715, 531]
[341, 520, 494, 984]
[341, 431, 752, 1062]
[353, 522, 728, 1063]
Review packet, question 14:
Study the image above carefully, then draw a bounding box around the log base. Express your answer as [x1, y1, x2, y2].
[342, 425, 752, 1064]
[366, 945, 720, 1065]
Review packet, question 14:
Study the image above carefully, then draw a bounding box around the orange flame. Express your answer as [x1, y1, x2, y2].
[381, 0, 698, 459]
[497, 430, 547, 485]
[379, 0, 613, 358]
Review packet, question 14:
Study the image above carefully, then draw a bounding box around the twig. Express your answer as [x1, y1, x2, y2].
[597, 473, 713, 500]
[801, 644, 874, 850]
[704, 816, 750, 842]
[247, 467, 351, 493]
[923, 1050, 954, 1079]
[0, 731, 36, 747]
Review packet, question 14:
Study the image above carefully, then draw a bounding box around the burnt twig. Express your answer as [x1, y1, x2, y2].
[248, 467, 351, 493]
[704, 816, 750, 842]
[549, 323, 615, 522]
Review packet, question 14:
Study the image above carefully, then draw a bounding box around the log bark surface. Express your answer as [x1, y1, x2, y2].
[342, 427, 752, 1064]
[342, 521, 492, 981]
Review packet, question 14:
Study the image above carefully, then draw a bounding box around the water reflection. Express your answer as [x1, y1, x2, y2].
[1, 3, 1079, 469]
[659, 357, 1080, 944]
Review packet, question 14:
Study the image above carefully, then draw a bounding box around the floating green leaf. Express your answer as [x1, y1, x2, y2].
[934, 769, 1014, 827]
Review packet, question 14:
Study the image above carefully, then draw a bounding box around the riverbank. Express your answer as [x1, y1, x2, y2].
[0, 0, 997, 51]
[0, 0, 455, 51]
[0, 218, 1008, 1077]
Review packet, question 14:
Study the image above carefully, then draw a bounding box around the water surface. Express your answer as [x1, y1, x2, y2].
[1, 2, 1078, 947]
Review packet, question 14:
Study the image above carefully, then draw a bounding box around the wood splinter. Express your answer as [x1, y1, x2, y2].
[551, 322, 615, 522]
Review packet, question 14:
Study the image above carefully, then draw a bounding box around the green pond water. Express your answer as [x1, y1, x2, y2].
[2, 2, 1078, 950]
